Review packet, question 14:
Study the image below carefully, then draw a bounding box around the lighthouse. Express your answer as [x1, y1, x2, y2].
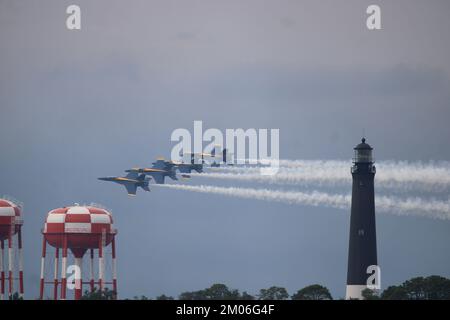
[346, 138, 378, 299]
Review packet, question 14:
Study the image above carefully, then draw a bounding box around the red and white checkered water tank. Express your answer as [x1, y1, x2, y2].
[43, 204, 115, 257]
[0, 198, 22, 240]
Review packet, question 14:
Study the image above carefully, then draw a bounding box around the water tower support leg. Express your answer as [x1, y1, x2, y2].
[98, 237, 104, 292]
[18, 226, 24, 298]
[112, 236, 117, 299]
[89, 249, 94, 293]
[53, 248, 59, 300]
[8, 230, 13, 299]
[60, 235, 67, 300]
[74, 257, 83, 300]
[0, 240, 4, 300]
[39, 236, 46, 300]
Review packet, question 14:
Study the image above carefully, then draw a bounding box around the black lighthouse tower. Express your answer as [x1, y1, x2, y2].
[346, 138, 378, 299]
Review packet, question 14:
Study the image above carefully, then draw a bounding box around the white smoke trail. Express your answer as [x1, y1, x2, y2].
[226, 159, 450, 173]
[206, 160, 450, 192]
[234, 158, 450, 170]
[233, 159, 350, 169]
[193, 171, 351, 187]
[155, 184, 450, 220]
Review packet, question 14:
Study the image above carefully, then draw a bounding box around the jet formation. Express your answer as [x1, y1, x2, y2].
[98, 147, 228, 195]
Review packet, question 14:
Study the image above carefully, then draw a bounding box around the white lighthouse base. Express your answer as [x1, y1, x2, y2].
[345, 285, 368, 300]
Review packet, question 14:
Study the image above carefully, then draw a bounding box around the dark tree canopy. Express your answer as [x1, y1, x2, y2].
[382, 275, 450, 300]
[291, 284, 333, 300]
[81, 287, 116, 300]
[240, 291, 255, 300]
[155, 294, 174, 300]
[9, 292, 23, 300]
[361, 288, 380, 300]
[179, 283, 242, 300]
[381, 285, 408, 300]
[116, 275, 450, 300]
[258, 286, 289, 300]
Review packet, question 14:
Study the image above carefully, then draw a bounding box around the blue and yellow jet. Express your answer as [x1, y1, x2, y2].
[98, 172, 151, 196]
[179, 147, 229, 171]
[125, 158, 178, 184]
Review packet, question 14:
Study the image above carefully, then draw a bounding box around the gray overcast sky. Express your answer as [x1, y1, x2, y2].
[1, 0, 450, 299]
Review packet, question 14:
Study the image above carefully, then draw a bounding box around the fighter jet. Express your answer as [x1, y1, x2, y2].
[171, 149, 214, 175]
[98, 172, 151, 196]
[172, 152, 204, 174]
[125, 157, 178, 184]
[177, 146, 229, 172]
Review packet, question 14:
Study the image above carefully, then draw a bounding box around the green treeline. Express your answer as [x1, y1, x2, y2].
[118, 275, 449, 300]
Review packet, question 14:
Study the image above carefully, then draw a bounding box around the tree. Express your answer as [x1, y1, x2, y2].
[179, 290, 206, 300]
[361, 288, 380, 300]
[381, 285, 408, 300]
[239, 291, 255, 300]
[381, 275, 450, 300]
[203, 283, 241, 300]
[291, 284, 332, 300]
[81, 287, 116, 300]
[133, 295, 150, 300]
[258, 286, 289, 300]
[402, 277, 427, 300]
[402, 276, 450, 300]
[9, 292, 23, 300]
[423, 275, 450, 300]
[156, 294, 174, 300]
[179, 284, 241, 300]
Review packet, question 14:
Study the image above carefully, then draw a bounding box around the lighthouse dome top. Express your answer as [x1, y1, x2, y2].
[354, 138, 373, 150]
[353, 138, 374, 163]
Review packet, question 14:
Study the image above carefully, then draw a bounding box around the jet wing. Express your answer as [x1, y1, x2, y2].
[148, 172, 165, 184]
[124, 184, 137, 196]
[177, 166, 191, 173]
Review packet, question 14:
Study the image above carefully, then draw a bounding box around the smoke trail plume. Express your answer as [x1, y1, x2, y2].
[207, 160, 450, 192]
[155, 184, 450, 220]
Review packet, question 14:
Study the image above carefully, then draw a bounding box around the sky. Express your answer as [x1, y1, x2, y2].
[1, 0, 450, 299]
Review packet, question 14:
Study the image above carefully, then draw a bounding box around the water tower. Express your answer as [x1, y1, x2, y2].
[0, 197, 24, 300]
[40, 204, 118, 300]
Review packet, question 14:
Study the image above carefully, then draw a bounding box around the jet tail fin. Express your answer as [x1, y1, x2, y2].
[169, 170, 178, 181]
